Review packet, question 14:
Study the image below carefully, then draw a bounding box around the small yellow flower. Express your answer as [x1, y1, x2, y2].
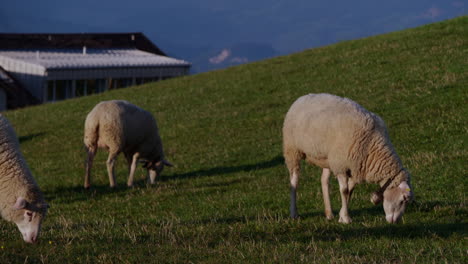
[49, 241, 52, 245]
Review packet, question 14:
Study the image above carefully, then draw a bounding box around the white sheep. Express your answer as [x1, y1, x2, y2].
[283, 93, 413, 223]
[0, 115, 49, 243]
[84, 100, 173, 188]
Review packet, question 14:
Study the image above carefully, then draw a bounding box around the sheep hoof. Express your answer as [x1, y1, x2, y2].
[326, 213, 334, 220]
[84, 184, 91, 189]
[338, 216, 352, 224]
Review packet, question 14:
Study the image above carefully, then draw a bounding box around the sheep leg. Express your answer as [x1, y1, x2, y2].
[337, 173, 352, 224]
[84, 147, 96, 189]
[127, 152, 140, 187]
[148, 169, 157, 184]
[348, 179, 356, 201]
[290, 169, 300, 219]
[285, 151, 301, 219]
[321, 168, 334, 220]
[106, 151, 119, 188]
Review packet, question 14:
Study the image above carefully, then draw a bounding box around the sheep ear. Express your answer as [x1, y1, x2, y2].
[399, 181, 413, 202]
[371, 191, 383, 205]
[163, 159, 174, 167]
[398, 181, 411, 192]
[13, 197, 28, 210]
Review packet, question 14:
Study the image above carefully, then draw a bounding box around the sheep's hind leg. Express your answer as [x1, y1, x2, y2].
[290, 169, 300, 219]
[321, 168, 334, 220]
[337, 173, 352, 224]
[285, 150, 301, 219]
[106, 150, 119, 188]
[84, 147, 96, 189]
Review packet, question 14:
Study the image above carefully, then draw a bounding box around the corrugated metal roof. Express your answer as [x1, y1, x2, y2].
[0, 48, 190, 70]
[0, 33, 166, 56]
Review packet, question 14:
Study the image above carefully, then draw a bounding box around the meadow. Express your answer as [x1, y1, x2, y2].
[0, 17, 466, 263]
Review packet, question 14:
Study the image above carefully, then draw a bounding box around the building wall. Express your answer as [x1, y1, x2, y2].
[46, 66, 189, 80]
[42, 66, 190, 102]
[0, 56, 46, 100]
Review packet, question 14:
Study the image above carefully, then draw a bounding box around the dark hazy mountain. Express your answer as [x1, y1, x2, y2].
[1, 0, 466, 72]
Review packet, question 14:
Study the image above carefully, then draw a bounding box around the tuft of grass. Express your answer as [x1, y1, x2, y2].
[0, 16, 466, 263]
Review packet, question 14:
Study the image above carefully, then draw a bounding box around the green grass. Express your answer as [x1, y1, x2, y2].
[0, 16, 467, 263]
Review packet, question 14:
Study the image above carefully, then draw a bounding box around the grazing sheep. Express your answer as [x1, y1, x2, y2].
[283, 93, 413, 224]
[84, 100, 173, 188]
[0, 115, 49, 243]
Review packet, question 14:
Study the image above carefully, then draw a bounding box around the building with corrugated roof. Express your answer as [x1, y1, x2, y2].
[0, 33, 191, 110]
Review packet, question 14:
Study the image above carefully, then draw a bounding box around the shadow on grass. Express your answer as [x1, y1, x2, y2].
[188, 211, 325, 226]
[300, 196, 462, 221]
[46, 155, 284, 204]
[295, 200, 466, 241]
[348, 205, 382, 217]
[180, 199, 465, 241]
[19, 132, 46, 143]
[308, 222, 466, 241]
[45, 184, 134, 204]
[234, 221, 466, 244]
[159, 155, 284, 182]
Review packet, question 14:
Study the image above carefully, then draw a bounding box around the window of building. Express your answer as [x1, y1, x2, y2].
[47, 81, 54, 101]
[86, 80, 97, 95]
[46, 80, 72, 102]
[55, 80, 67, 101]
[44, 77, 139, 102]
[96, 79, 106, 93]
[135, 78, 145, 85]
[109, 78, 133, 90]
[139, 77, 159, 84]
[76, 80, 86, 97]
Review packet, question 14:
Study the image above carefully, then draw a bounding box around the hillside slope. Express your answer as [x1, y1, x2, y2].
[1, 17, 466, 263]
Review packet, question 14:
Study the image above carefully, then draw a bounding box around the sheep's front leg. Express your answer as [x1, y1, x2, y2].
[127, 152, 140, 187]
[106, 151, 119, 188]
[148, 169, 157, 185]
[337, 174, 352, 223]
[321, 168, 334, 220]
[348, 179, 356, 202]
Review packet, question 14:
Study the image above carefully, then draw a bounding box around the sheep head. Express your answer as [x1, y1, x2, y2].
[381, 181, 413, 223]
[141, 159, 174, 184]
[12, 196, 49, 244]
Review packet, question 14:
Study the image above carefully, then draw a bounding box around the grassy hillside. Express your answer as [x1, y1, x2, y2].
[0, 17, 466, 263]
